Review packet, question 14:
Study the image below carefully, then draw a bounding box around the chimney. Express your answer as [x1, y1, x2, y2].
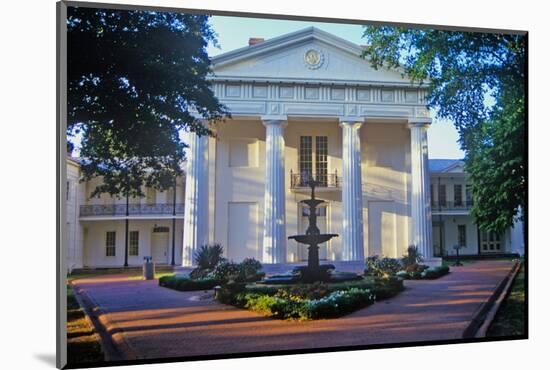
[248, 37, 264, 46]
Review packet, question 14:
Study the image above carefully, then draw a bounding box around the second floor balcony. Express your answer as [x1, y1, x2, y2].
[80, 203, 185, 218]
[431, 200, 474, 212]
[290, 171, 341, 190]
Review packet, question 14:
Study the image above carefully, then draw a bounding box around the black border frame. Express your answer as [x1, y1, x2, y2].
[57, 1, 529, 369]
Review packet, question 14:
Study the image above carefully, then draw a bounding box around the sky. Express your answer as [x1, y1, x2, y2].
[206, 15, 465, 160]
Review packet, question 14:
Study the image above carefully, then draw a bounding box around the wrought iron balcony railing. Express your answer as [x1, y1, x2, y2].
[80, 203, 185, 217]
[290, 171, 341, 189]
[431, 200, 474, 211]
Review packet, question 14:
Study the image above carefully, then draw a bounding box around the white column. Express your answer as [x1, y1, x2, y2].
[340, 118, 365, 261]
[182, 131, 209, 266]
[262, 116, 287, 264]
[409, 119, 437, 264]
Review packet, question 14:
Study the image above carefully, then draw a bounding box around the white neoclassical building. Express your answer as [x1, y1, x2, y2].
[182, 27, 437, 266]
[65, 27, 524, 269]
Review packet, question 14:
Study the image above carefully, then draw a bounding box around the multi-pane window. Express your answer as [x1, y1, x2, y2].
[129, 231, 139, 256]
[105, 231, 116, 257]
[299, 136, 328, 185]
[315, 136, 328, 186]
[299, 136, 313, 180]
[480, 230, 502, 252]
[454, 184, 463, 206]
[457, 225, 466, 247]
[438, 184, 447, 206]
[430, 185, 435, 207]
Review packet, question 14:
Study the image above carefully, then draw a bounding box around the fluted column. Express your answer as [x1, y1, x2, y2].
[262, 116, 287, 264]
[182, 131, 209, 266]
[340, 118, 365, 261]
[409, 119, 435, 262]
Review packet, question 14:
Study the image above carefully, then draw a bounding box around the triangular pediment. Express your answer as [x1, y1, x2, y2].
[442, 162, 465, 173]
[211, 27, 414, 86]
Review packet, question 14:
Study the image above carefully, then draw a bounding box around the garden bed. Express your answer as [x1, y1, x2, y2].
[215, 276, 404, 320]
[396, 265, 450, 280]
[159, 245, 265, 292]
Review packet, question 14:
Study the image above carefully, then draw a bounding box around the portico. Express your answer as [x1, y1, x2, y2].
[181, 27, 439, 266]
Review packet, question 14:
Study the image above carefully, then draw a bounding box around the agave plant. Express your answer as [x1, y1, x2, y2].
[193, 243, 225, 271]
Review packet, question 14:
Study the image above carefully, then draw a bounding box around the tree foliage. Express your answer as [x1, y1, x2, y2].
[362, 27, 525, 233]
[67, 7, 228, 198]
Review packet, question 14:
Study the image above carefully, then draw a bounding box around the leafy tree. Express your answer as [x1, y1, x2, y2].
[361, 27, 525, 234]
[67, 7, 228, 197]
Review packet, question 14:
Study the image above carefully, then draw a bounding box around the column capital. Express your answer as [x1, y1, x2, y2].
[408, 117, 432, 128]
[261, 115, 288, 127]
[339, 117, 365, 127]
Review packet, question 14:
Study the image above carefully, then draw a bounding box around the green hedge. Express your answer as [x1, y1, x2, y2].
[233, 288, 375, 320]
[246, 277, 403, 298]
[159, 274, 222, 291]
[421, 265, 450, 279]
[397, 265, 450, 280]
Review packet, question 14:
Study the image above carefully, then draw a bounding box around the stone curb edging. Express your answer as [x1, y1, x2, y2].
[462, 261, 521, 338]
[474, 261, 522, 338]
[70, 281, 139, 362]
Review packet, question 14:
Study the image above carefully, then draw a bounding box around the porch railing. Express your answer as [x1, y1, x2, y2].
[290, 171, 341, 189]
[80, 203, 185, 217]
[431, 200, 474, 211]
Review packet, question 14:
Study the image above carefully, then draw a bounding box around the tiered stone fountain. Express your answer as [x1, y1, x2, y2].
[262, 177, 361, 284]
[287, 178, 339, 282]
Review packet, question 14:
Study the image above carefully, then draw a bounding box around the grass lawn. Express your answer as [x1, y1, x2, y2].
[67, 285, 104, 365]
[68, 268, 174, 282]
[487, 263, 525, 337]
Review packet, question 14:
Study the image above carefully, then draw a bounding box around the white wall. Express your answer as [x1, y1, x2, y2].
[66, 160, 84, 270]
[82, 219, 183, 267]
[213, 118, 412, 262]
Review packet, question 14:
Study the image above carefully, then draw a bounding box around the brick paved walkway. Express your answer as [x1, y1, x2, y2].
[71, 260, 514, 361]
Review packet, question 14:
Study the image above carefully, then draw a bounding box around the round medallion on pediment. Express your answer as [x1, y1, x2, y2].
[304, 48, 325, 70]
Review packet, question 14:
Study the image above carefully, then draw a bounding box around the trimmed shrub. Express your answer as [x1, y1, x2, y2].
[243, 277, 404, 301]
[235, 288, 375, 320]
[215, 281, 247, 305]
[213, 258, 265, 283]
[159, 274, 221, 291]
[213, 260, 242, 281]
[421, 265, 450, 279]
[365, 256, 402, 278]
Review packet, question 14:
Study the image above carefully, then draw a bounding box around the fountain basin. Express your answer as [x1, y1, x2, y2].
[288, 234, 338, 244]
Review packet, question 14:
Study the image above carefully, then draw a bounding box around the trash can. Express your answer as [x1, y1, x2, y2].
[143, 256, 155, 280]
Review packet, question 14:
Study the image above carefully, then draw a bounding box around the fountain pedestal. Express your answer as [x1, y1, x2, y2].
[261, 177, 361, 284]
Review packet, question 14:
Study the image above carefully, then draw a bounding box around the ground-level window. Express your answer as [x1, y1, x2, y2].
[129, 231, 139, 256]
[480, 229, 502, 252]
[106, 231, 116, 256]
[457, 225, 466, 247]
